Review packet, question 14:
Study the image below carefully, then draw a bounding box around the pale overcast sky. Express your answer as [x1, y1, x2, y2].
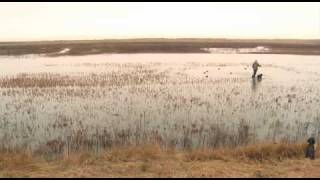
[0, 2, 319, 41]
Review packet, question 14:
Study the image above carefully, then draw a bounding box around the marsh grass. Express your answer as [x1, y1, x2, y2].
[0, 60, 319, 154]
[0, 142, 319, 177]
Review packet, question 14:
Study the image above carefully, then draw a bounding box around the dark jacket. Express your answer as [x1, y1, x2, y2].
[305, 137, 316, 160]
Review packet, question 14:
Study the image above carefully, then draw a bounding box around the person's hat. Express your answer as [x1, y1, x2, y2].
[308, 137, 316, 145]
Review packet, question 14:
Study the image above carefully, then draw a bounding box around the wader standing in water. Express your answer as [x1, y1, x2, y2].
[252, 60, 261, 78]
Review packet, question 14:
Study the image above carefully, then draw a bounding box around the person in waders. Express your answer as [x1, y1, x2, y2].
[252, 60, 261, 78]
[305, 137, 316, 160]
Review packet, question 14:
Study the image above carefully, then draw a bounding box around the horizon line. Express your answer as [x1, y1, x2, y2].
[1, 37, 320, 43]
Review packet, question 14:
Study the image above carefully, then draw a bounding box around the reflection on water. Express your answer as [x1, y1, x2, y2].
[252, 74, 264, 90]
[202, 46, 271, 54]
[252, 78, 257, 91]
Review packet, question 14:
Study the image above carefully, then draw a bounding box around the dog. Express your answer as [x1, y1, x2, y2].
[257, 74, 263, 81]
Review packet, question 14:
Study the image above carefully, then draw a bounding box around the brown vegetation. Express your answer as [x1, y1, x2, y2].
[0, 143, 319, 177]
[0, 38, 319, 56]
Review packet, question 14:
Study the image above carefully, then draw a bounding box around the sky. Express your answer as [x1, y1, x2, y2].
[0, 2, 319, 41]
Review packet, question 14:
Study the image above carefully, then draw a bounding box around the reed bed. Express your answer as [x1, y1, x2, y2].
[0, 60, 319, 156]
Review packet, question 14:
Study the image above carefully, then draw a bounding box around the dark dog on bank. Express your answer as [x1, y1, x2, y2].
[305, 137, 316, 160]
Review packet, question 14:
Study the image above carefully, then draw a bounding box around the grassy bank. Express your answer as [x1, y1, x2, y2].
[1, 142, 319, 177]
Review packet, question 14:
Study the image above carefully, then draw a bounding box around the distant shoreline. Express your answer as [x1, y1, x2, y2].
[0, 38, 319, 56]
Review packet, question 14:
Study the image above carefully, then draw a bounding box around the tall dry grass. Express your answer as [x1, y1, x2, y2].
[0, 142, 319, 177]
